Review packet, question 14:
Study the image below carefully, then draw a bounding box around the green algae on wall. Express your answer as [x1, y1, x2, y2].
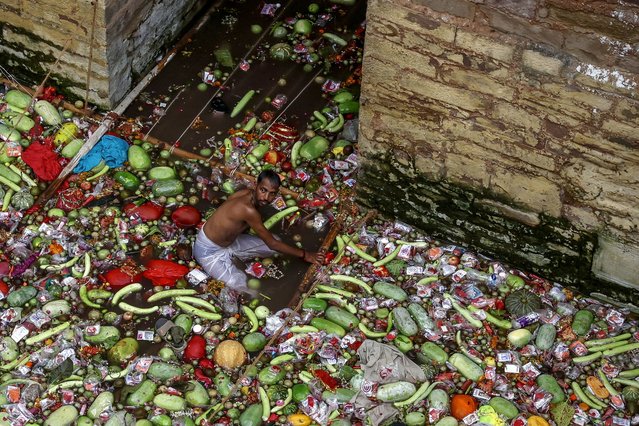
[356, 151, 634, 302]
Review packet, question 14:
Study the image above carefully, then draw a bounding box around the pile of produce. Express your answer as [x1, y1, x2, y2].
[1, 1, 638, 425]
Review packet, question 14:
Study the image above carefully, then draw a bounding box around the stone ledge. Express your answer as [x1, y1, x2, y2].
[592, 235, 639, 290]
[474, 198, 541, 227]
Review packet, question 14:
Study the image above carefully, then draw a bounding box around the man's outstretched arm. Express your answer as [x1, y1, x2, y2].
[245, 208, 324, 264]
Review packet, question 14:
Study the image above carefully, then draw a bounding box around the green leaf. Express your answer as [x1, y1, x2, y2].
[551, 401, 575, 426]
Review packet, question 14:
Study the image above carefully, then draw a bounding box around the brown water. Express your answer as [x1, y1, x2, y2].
[121, 0, 367, 310]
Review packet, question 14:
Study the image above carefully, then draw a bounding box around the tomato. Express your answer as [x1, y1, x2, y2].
[183, 335, 206, 362]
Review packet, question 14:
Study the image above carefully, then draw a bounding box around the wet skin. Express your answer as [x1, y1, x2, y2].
[202, 179, 324, 264]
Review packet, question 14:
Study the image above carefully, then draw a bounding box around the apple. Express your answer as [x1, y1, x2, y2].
[264, 150, 279, 165]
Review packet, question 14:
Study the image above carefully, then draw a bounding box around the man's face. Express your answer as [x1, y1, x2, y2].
[255, 179, 279, 207]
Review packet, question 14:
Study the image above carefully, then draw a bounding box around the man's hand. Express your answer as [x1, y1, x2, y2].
[303, 250, 325, 265]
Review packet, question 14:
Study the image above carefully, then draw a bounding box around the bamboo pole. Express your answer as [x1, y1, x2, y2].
[141, 133, 300, 199]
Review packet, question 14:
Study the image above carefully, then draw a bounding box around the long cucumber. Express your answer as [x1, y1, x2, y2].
[118, 302, 159, 316]
[315, 284, 355, 298]
[242, 305, 259, 332]
[373, 244, 403, 267]
[347, 241, 377, 262]
[585, 333, 632, 347]
[176, 301, 222, 320]
[330, 274, 372, 294]
[175, 296, 219, 313]
[112, 283, 142, 305]
[25, 322, 71, 345]
[230, 89, 255, 118]
[443, 293, 482, 328]
[263, 206, 299, 230]
[468, 305, 512, 329]
[147, 289, 197, 302]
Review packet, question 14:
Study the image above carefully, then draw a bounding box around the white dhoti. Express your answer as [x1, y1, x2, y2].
[192, 228, 276, 296]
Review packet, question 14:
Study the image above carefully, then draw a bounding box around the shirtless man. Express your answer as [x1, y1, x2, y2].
[193, 170, 324, 306]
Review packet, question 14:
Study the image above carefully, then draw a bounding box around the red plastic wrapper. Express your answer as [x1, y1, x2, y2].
[142, 259, 188, 286]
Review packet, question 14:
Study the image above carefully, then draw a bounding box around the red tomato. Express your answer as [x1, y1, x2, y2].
[171, 205, 201, 228]
[184, 335, 206, 362]
[123, 201, 164, 221]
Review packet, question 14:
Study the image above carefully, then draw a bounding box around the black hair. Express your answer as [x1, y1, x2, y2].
[257, 169, 281, 187]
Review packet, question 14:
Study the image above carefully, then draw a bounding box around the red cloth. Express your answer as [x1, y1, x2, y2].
[21, 142, 62, 181]
[143, 259, 189, 287]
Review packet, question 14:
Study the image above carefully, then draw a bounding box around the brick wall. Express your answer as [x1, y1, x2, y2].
[357, 0, 639, 300]
[0, 0, 204, 107]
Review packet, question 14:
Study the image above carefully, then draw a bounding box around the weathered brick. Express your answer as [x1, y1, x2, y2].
[518, 90, 592, 121]
[475, 198, 541, 226]
[572, 133, 639, 163]
[370, 0, 457, 44]
[601, 120, 639, 142]
[486, 0, 538, 18]
[541, 83, 614, 111]
[482, 7, 565, 49]
[490, 168, 562, 215]
[492, 102, 542, 132]
[410, 0, 476, 19]
[564, 33, 616, 66]
[444, 151, 492, 189]
[442, 119, 557, 171]
[548, 4, 639, 42]
[397, 72, 489, 112]
[522, 50, 564, 76]
[614, 98, 639, 121]
[455, 30, 514, 63]
[562, 204, 600, 232]
[365, 34, 438, 79]
[441, 65, 515, 100]
[574, 63, 638, 96]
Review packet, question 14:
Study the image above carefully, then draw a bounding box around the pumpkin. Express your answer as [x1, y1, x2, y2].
[451, 394, 478, 420]
[623, 386, 639, 415]
[270, 43, 293, 61]
[214, 340, 246, 369]
[11, 190, 34, 210]
[528, 416, 550, 426]
[505, 289, 541, 317]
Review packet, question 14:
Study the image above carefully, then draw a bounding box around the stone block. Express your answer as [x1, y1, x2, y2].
[475, 198, 541, 226]
[485, 0, 538, 19]
[490, 168, 562, 216]
[518, 89, 591, 121]
[562, 204, 600, 232]
[522, 50, 564, 76]
[411, 0, 476, 19]
[574, 64, 638, 96]
[592, 235, 639, 290]
[541, 83, 614, 111]
[614, 98, 639, 121]
[444, 151, 491, 188]
[455, 30, 515, 63]
[483, 7, 565, 49]
[601, 120, 639, 143]
[365, 34, 438, 79]
[399, 72, 489, 112]
[492, 102, 542, 132]
[371, 1, 457, 44]
[548, 4, 639, 43]
[441, 66, 515, 100]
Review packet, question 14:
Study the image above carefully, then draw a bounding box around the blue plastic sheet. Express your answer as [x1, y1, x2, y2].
[73, 135, 129, 173]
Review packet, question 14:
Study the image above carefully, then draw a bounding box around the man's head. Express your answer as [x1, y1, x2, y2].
[254, 170, 281, 207]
